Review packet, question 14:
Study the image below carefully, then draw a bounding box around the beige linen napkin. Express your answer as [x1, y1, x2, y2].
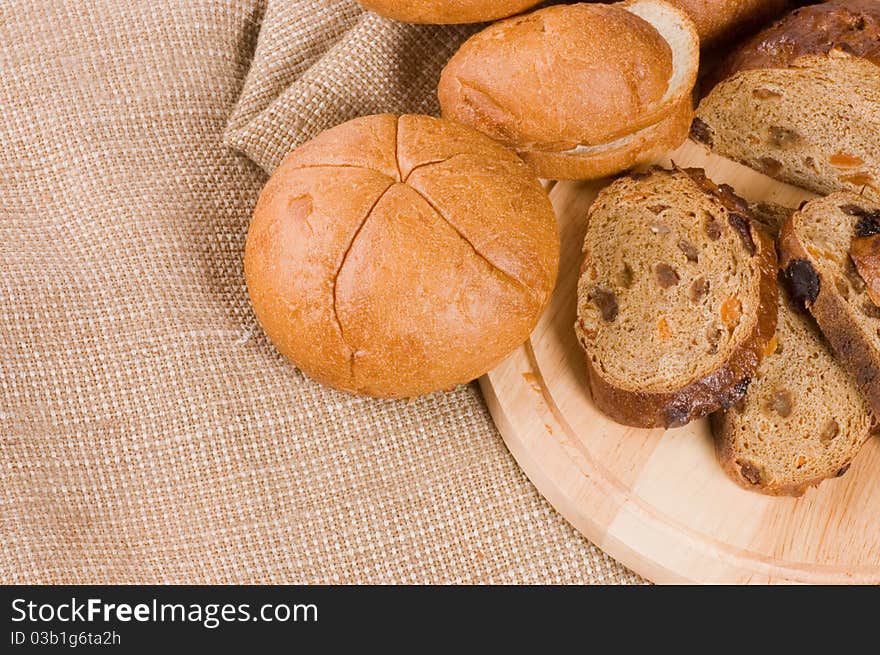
[0, 0, 642, 584]
[224, 0, 481, 173]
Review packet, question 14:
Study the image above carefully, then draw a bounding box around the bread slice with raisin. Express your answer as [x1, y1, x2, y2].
[748, 200, 796, 236]
[576, 167, 778, 428]
[693, 0, 880, 200]
[779, 192, 880, 418]
[712, 285, 875, 496]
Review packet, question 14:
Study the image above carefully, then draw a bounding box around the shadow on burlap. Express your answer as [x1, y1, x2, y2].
[0, 0, 643, 584]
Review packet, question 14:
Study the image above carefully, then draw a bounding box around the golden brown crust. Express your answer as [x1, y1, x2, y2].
[666, 0, 792, 46]
[850, 234, 880, 305]
[335, 183, 544, 396]
[438, 2, 692, 151]
[396, 112, 523, 179]
[282, 113, 400, 177]
[245, 114, 559, 398]
[584, 168, 778, 428]
[355, 0, 542, 24]
[779, 209, 880, 416]
[244, 166, 395, 391]
[517, 97, 692, 181]
[710, 0, 880, 87]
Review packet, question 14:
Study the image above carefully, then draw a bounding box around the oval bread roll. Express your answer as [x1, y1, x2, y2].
[665, 0, 792, 45]
[245, 114, 559, 398]
[355, 0, 542, 24]
[712, 287, 875, 496]
[437, 0, 699, 180]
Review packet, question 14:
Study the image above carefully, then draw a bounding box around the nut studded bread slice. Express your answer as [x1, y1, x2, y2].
[693, 0, 880, 199]
[576, 168, 778, 428]
[779, 192, 880, 416]
[712, 287, 875, 496]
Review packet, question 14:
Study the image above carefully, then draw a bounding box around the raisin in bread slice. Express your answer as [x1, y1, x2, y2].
[779, 192, 880, 417]
[693, 0, 880, 200]
[712, 285, 875, 496]
[576, 167, 778, 428]
[748, 200, 798, 236]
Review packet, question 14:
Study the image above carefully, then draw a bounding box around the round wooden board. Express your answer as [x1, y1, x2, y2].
[480, 140, 880, 584]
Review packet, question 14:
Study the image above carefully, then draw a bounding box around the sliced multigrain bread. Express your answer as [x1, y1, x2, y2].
[712, 285, 876, 496]
[779, 192, 880, 417]
[576, 167, 778, 428]
[693, 0, 880, 200]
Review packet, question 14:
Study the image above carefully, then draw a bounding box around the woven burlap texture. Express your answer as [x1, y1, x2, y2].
[0, 0, 643, 584]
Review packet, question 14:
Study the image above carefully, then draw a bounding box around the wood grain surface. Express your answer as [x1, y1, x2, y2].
[481, 140, 880, 584]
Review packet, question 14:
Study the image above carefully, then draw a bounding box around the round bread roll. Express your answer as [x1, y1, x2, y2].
[245, 114, 559, 398]
[355, 0, 543, 24]
[438, 0, 699, 180]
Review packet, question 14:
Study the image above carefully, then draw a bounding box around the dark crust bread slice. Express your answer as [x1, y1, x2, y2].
[779, 193, 880, 416]
[578, 167, 778, 428]
[707, 0, 880, 91]
[692, 1, 880, 200]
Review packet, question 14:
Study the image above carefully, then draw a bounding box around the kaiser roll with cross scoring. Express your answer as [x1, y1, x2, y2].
[245, 114, 559, 398]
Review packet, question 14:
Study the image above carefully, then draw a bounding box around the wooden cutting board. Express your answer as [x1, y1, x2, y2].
[480, 139, 880, 584]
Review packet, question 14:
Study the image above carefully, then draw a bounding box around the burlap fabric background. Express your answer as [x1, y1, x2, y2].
[0, 0, 642, 584]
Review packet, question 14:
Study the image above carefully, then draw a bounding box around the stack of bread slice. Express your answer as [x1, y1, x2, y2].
[713, 199, 876, 495]
[780, 194, 880, 417]
[575, 0, 880, 496]
[578, 167, 879, 496]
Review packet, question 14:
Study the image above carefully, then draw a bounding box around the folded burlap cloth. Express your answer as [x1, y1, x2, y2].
[1, 0, 642, 584]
